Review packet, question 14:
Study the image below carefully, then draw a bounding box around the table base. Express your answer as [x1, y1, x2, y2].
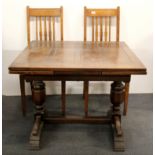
[29, 80, 125, 151]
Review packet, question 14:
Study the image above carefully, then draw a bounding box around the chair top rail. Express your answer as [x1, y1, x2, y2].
[28, 6, 62, 17]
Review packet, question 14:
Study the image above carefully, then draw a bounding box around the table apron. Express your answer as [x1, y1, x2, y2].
[22, 74, 131, 82]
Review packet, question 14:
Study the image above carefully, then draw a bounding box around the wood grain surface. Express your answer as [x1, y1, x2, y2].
[9, 41, 146, 75]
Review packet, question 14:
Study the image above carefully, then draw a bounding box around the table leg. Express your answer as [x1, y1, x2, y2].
[110, 81, 125, 151]
[29, 81, 46, 150]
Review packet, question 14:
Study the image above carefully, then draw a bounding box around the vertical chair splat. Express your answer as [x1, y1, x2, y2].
[39, 16, 42, 41]
[100, 17, 103, 45]
[109, 16, 111, 43]
[104, 17, 108, 44]
[36, 17, 38, 41]
[49, 17, 51, 41]
[53, 17, 55, 41]
[92, 17, 95, 44]
[44, 17, 47, 41]
[96, 17, 98, 43]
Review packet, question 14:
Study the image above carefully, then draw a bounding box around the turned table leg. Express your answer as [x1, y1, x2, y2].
[29, 81, 46, 150]
[110, 81, 125, 151]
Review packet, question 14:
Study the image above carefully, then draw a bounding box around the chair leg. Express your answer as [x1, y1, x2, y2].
[30, 81, 33, 91]
[19, 75, 26, 116]
[84, 81, 89, 117]
[123, 82, 130, 116]
[61, 81, 66, 115]
[83, 81, 85, 99]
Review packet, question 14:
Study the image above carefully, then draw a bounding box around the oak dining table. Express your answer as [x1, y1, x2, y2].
[8, 41, 146, 151]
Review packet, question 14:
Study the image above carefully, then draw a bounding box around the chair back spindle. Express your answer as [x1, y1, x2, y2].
[36, 17, 38, 40]
[39, 16, 42, 41]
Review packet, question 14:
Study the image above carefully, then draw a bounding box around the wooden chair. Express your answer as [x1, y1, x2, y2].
[83, 6, 129, 115]
[20, 6, 65, 116]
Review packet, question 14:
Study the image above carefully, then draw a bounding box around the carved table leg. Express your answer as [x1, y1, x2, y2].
[29, 81, 46, 150]
[110, 81, 125, 151]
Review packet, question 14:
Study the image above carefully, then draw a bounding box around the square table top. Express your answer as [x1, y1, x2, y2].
[9, 41, 146, 75]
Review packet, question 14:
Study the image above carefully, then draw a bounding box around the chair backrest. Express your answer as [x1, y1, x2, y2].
[84, 6, 120, 45]
[27, 6, 63, 47]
